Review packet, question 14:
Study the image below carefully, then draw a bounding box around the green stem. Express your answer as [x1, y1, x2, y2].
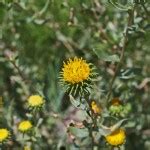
[10, 59, 26, 81]
[84, 94, 96, 150]
[89, 126, 94, 150]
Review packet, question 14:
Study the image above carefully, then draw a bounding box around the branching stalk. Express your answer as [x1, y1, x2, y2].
[106, 6, 136, 103]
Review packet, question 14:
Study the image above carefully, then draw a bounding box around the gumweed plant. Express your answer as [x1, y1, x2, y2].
[0, 0, 148, 149]
[18, 120, 33, 133]
[58, 1, 144, 149]
[27, 95, 45, 110]
[0, 129, 10, 144]
[1, 92, 44, 148]
[59, 57, 97, 96]
[60, 57, 129, 149]
[105, 128, 126, 146]
[109, 98, 131, 117]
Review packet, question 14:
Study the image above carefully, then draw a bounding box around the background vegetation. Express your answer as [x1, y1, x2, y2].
[0, 0, 149, 149]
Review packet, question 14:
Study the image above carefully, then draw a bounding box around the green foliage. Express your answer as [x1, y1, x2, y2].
[0, 0, 149, 149]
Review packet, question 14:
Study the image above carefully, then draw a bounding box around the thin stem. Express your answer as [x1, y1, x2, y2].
[141, 3, 149, 18]
[106, 6, 135, 103]
[84, 94, 96, 150]
[8, 58, 37, 93]
[89, 126, 94, 150]
[10, 60, 26, 81]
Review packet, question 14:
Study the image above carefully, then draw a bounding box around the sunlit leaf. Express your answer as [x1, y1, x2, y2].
[69, 95, 88, 110]
[68, 126, 89, 138]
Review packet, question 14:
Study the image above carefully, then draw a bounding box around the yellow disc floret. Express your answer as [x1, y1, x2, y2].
[105, 128, 125, 146]
[0, 128, 10, 142]
[18, 121, 32, 132]
[62, 57, 90, 84]
[28, 95, 44, 107]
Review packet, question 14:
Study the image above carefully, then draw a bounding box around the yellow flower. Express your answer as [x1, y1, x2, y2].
[18, 121, 32, 132]
[105, 128, 126, 146]
[62, 57, 90, 84]
[60, 57, 96, 95]
[28, 95, 44, 108]
[0, 128, 10, 143]
[91, 101, 102, 114]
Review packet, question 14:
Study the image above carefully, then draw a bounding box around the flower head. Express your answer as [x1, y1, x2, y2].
[27, 95, 44, 108]
[111, 98, 122, 106]
[60, 57, 96, 95]
[109, 98, 122, 116]
[18, 121, 32, 132]
[0, 128, 10, 143]
[105, 128, 125, 146]
[62, 57, 90, 84]
[91, 101, 102, 114]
